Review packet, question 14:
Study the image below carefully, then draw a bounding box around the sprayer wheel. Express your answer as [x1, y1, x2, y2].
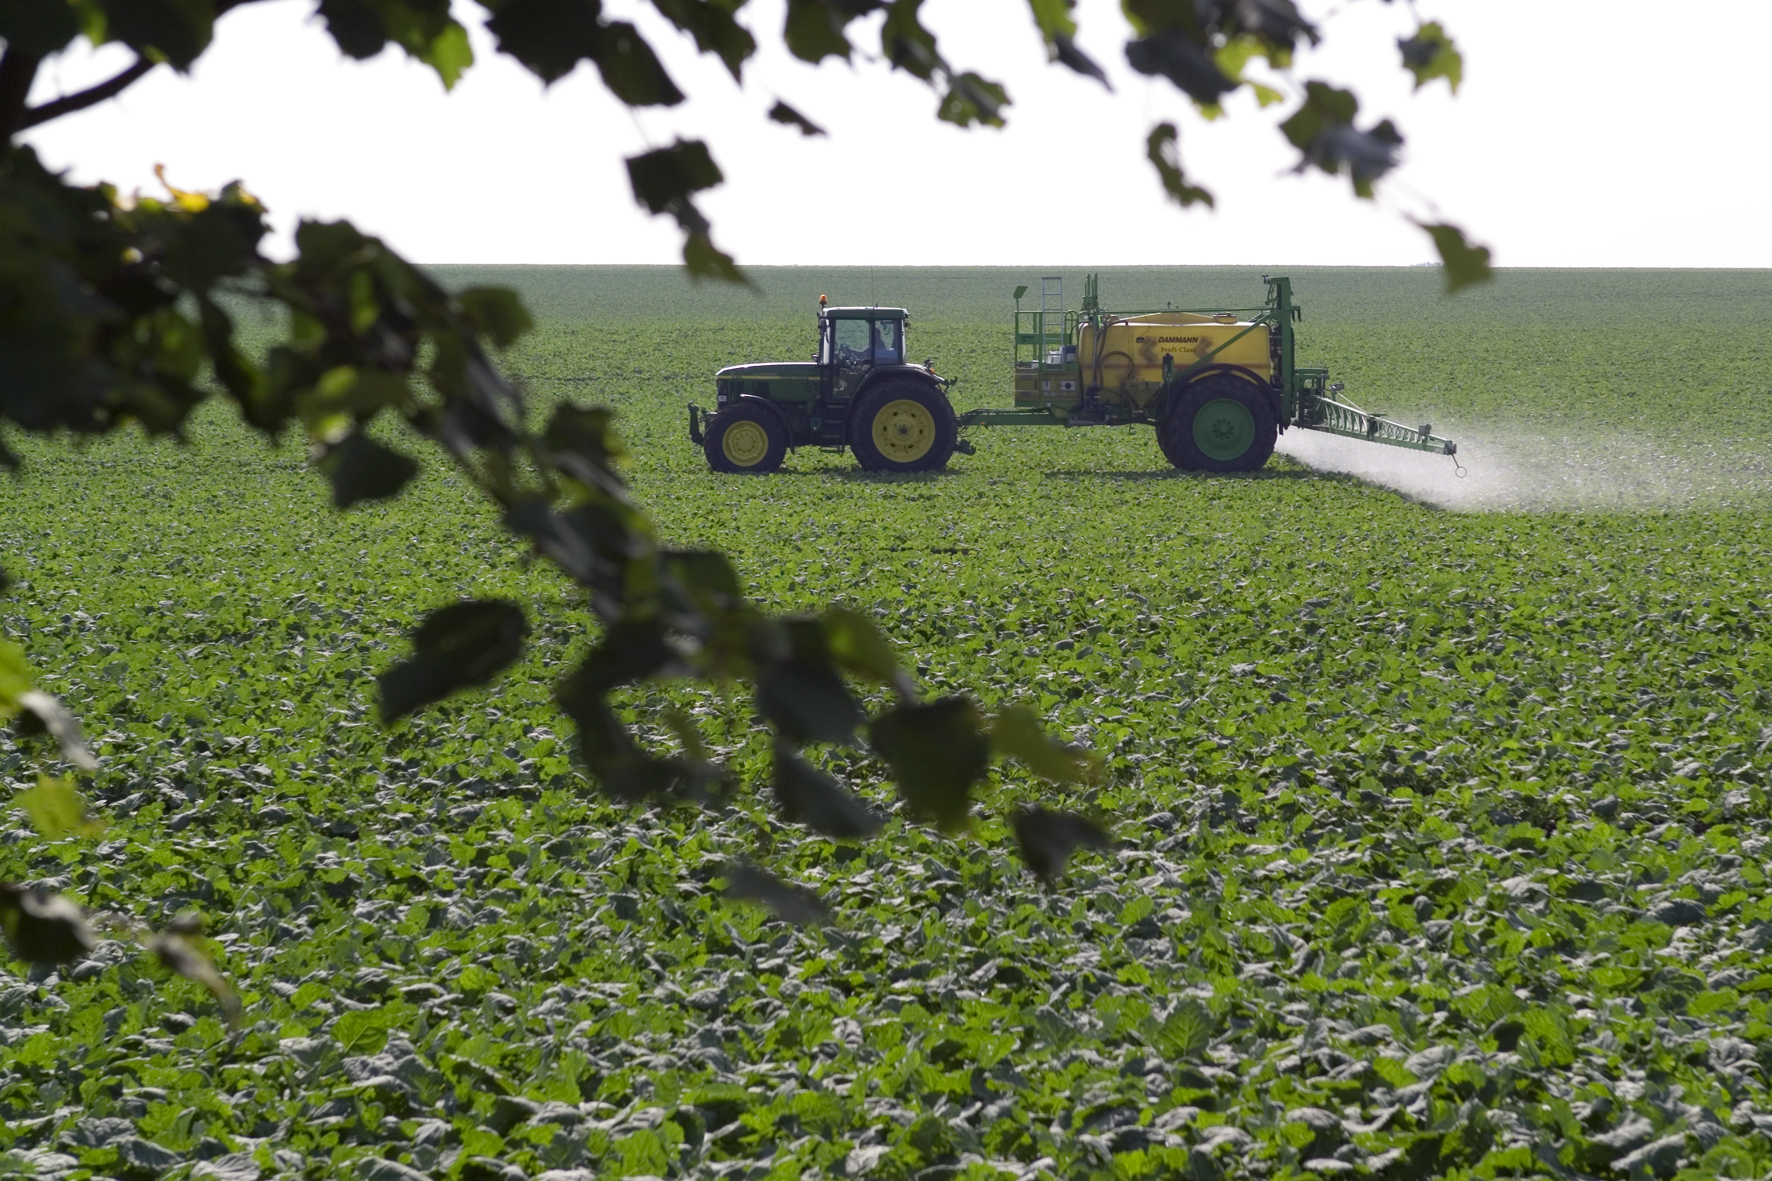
[1164, 375, 1277, 473]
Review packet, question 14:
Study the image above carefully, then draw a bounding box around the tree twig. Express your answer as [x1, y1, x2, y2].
[18, 57, 157, 132]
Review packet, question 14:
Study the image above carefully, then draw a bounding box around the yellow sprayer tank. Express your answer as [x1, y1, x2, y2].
[1078, 313, 1271, 409]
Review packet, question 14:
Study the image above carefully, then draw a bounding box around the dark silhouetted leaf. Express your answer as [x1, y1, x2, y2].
[1217, 0, 1317, 50]
[627, 139, 722, 232]
[151, 929, 242, 1029]
[1279, 81, 1401, 197]
[772, 741, 883, 839]
[481, 0, 606, 84]
[378, 599, 529, 721]
[1052, 34, 1110, 88]
[938, 72, 1008, 128]
[590, 20, 685, 106]
[870, 696, 990, 834]
[457, 286, 532, 348]
[1012, 806, 1110, 881]
[1147, 122, 1214, 208]
[756, 660, 865, 746]
[0, 0, 81, 55]
[102, 0, 214, 71]
[663, 549, 741, 603]
[768, 100, 826, 136]
[653, 0, 757, 79]
[0, 564, 9, 596]
[722, 861, 829, 924]
[317, 431, 420, 508]
[318, 0, 395, 58]
[783, 0, 864, 64]
[1415, 220, 1493, 293]
[1399, 21, 1461, 93]
[559, 620, 686, 700]
[0, 884, 96, 964]
[991, 706, 1096, 784]
[1126, 29, 1234, 105]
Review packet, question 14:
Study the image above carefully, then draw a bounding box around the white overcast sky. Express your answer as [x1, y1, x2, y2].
[20, 0, 1772, 268]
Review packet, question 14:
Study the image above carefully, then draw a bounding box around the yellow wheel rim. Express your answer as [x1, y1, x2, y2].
[871, 399, 936, 463]
[721, 419, 769, 467]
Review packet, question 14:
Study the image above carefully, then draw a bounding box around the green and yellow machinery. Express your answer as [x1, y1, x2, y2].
[688, 275, 1456, 474]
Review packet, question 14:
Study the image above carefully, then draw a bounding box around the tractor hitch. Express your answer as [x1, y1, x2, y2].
[687, 403, 706, 446]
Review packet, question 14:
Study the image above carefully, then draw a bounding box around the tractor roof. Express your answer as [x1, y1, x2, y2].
[820, 307, 908, 320]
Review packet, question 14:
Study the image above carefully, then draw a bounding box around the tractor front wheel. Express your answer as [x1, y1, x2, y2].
[1159, 376, 1277, 473]
[850, 382, 957, 473]
[704, 403, 787, 474]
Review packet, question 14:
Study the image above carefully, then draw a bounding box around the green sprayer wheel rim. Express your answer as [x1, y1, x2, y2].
[1192, 396, 1257, 462]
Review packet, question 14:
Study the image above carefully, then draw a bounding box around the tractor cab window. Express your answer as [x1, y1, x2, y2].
[833, 318, 871, 365]
[871, 319, 902, 363]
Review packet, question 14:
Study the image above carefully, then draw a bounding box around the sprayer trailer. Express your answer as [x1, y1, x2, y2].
[688, 275, 1456, 474]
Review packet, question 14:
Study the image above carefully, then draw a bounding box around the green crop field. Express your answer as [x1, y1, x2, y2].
[2, 267, 1771, 1181]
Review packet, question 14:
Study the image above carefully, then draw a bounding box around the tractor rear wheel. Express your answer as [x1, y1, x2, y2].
[850, 381, 957, 473]
[704, 403, 787, 474]
[1160, 375, 1277, 473]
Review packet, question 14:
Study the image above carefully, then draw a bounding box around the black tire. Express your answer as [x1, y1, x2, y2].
[849, 380, 957, 473]
[704, 402, 787, 474]
[1159, 375, 1277, 473]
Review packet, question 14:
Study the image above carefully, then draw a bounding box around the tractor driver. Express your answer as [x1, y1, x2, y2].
[872, 320, 900, 363]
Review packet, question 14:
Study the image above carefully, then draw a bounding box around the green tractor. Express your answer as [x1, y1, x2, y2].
[688, 302, 964, 474]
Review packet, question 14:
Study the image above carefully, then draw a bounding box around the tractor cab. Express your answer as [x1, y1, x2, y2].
[818, 307, 907, 402]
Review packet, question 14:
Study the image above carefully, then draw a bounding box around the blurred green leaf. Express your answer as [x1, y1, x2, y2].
[991, 706, 1097, 784]
[1147, 122, 1214, 208]
[0, 640, 30, 714]
[938, 71, 1008, 128]
[1279, 80, 1401, 197]
[870, 696, 990, 834]
[1416, 220, 1494, 292]
[16, 775, 106, 839]
[1399, 22, 1461, 94]
[881, 0, 940, 80]
[457, 286, 533, 348]
[822, 607, 904, 689]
